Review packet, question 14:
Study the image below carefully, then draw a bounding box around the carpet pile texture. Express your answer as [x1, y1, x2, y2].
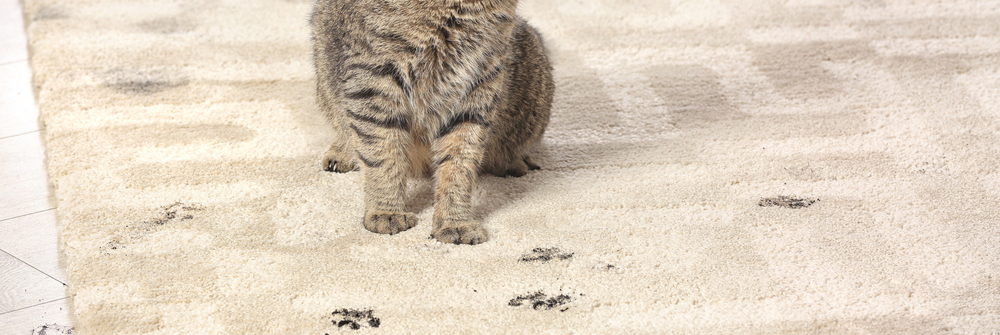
[23, 0, 1000, 333]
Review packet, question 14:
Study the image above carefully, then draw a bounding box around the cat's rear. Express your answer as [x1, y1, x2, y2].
[312, 0, 554, 244]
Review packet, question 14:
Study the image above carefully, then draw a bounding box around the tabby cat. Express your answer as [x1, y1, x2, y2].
[311, 0, 554, 244]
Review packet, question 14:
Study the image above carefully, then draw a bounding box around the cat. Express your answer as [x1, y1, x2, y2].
[311, 0, 554, 245]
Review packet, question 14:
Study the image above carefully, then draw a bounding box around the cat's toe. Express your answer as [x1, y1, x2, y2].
[324, 158, 358, 173]
[432, 221, 488, 245]
[504, 168, 527, 178]
[323, 157, 358, 173]
[323, 143, 358, 173]
[364, 212, 418, 235]
[500, 158, 532, 178]
[524, 157, 541, 171]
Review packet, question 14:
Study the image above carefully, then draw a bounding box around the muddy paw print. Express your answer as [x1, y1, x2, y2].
[508, 291, 580, 312]
[758, 196, 819, 209]
[100, 202, 203, 254]
[519, 247, 573, 262]
[329, 309, 380, 331]
[33, 323, 74, 335]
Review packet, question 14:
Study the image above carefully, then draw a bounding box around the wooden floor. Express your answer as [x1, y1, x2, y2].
[0, 0, 74, 333]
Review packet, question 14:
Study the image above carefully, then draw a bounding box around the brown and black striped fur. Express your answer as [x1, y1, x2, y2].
[311, 0, 554, 244]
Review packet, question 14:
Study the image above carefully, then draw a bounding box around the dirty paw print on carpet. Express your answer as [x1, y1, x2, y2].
[519, 247, 573, 262]
[32, 323, 74, 335]
[758, 196, 819, 209]
[151, 202, 203, 224]
[328, 309, 380, 331]
[101, 202, 203, 253]
[508, 291, 582, 312]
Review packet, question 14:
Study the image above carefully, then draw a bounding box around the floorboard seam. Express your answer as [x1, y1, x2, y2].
[0, 245, 66, 286]
[0, 297, 68, 316]
[0, 207, 56, 223]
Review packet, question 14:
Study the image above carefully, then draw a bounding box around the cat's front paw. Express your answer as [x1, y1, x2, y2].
[432, 221, 488, 245]
[364, 211, 417, 235]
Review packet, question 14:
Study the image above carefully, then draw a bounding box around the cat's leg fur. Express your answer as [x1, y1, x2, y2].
[341, 78, 418, 235]
[316, 58, 359, 174]
[429, 75, 503, 244]
[431, 120, 489, 244]
[357, 124, 418, 235]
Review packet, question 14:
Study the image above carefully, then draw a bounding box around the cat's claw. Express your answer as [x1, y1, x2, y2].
[323, 143, 358, 173]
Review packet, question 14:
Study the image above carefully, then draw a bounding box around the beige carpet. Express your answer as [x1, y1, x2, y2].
[23, 0, 1000, 333]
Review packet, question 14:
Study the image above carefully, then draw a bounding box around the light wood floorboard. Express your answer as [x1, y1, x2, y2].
[0, 0, 73, 333]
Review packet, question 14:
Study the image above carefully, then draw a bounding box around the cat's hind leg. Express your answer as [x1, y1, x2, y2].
[485, 155, 541, 178]
[323, 139, 359, 173]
